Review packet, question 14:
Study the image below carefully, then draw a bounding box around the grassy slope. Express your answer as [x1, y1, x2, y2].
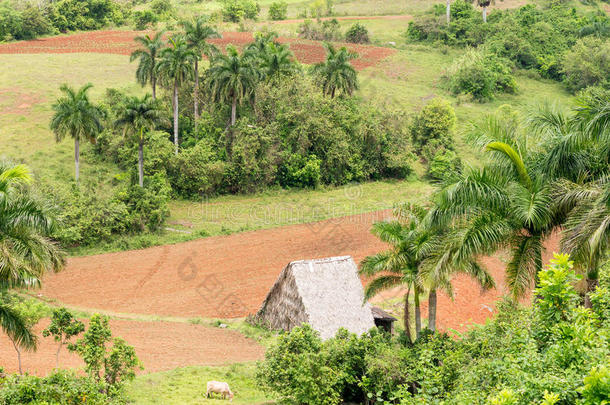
[125, 363, 275, 404]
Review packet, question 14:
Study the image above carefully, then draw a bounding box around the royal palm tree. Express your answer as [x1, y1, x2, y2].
[555, 177, 609, 306]
[181, 17, 220, 119]
[257, 42, 298, 80]
[156, 36, 196, 154]
[114, 94, 165, 187]
[312, 43, 358, 98]
[476, 0, 493, 23]
[0, 164, 65, 358]
[130, 31, 165, 100]
[50, 83, 104, 183]
[433, 113, 559, 299]
[360, 213, 427, 341]
[207, 45, 259, 127]
[361, 203, 494, 340]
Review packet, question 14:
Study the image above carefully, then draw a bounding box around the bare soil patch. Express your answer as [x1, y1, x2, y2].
[41, 211, 559, 334]
[0, 318, 264, 376]
[0, 87, 44, 115]
[0, 30, 395, 71]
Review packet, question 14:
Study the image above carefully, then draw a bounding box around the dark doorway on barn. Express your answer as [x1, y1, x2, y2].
[371, 306, 397, 334]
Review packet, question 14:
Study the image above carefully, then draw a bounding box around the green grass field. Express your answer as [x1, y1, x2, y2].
[125, 363, 275, 404]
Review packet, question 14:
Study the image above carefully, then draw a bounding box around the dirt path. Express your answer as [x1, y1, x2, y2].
[0, 318, 264, 376]
[41, 211, 560, 332]
[0, 30, 395, 70]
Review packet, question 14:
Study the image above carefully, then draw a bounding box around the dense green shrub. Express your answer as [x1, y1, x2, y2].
[428, 148, 462, 181]
[47, 0, 127, 32]
[345, 22, 370, 43]
[279, 154, 322, 188]
[221, 0, 260, 22]
[410, 97, 456, 156]
[268, 1, 287, 20]
[444, 48, 517, 101]
[298, 18, 342, 41]
[0, 2, 54, 41]
[562, 37, 610, 92]
[150, 0, 173, 18]
[133, 10, 158, 30]
[407, 2, 610, 91]
[0, 370, 110, 404]
[168, 140, 226, 197]
[49, 178, 169, 246]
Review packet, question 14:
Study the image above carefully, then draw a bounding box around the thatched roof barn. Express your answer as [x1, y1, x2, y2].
[256, 256, 375, 340]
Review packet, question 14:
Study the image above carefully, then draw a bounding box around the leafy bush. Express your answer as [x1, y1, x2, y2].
[0, 2, 54, 41]
[47, 0, 127, 33]
[410, 97, 456, 156]
[0, 370, 111, 404]
[69, 314, 141, 395]
[268, 1, 287, 20]
[150, 0, 173, 17]
[168, 140, 226, 197]
[49, 178, 169, 247]
[221, 0, 260, 22]
[298, 18, 342, 41]
[444, 48, 517, 101]
[428, 148, 462, 181]
[133, 10, 158, 30]
[279, 154, 321, 188]
[562, 37, 610, 92]
[345, 22, 369, 43]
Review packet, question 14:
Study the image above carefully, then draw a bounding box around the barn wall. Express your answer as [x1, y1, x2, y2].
[256, 269, 308, 332]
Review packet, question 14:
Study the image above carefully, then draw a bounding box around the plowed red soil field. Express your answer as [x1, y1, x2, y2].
[0, 318, 264, 375]
[41, 211, 559, 332]
[0, 31, 395, 70]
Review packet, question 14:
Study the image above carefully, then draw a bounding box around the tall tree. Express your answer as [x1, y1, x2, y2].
[312, 42, 358, 98]
[207, 45, 259, 127]
[556, 177, 609, 306]
[130, 31, 165, 100]
[181, 17, 220, 119]
[433, 113, 559, 299]
[361, 203, 494, 339]
[0, 164, 65, 368]
[446, 0, 451, 24]
[156, 36, 196, 155]
[257, 42, 298, 80]
[50, 83, 103, 183]
[114, 94, 165, 187]
[475, 0, 492, 22]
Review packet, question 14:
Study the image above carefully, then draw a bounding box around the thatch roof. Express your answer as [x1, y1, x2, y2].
[371, 306, 397, 322]
[256, 256, 375, 340]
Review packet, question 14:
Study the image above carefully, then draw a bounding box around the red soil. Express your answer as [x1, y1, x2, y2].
[0, 318, 264, 376]
[40, 211, 560, 333]
[0, 30, 395, 71]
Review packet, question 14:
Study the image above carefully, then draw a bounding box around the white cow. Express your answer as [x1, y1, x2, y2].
[206, 381, 234, 401]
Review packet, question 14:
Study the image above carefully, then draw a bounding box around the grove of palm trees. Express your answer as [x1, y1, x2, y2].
[0, 0, 608, 403]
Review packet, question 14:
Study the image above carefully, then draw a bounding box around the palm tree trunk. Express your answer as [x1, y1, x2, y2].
[482, 6, 487, 23]
[74, 137, 80, 183]
[56, 341, 62, 368]
[138, 140, 144, 187]
[173, 81, 179, 155]
[414, 286, 421, 339]
[152, 74, 156, 100]
[428, 289, 437, 332]
[446, 0, 451, 24]
[584, 277, 599, 308]
[231, 95, 237, 126]
[194, 59, 199, 120]
[403, 286, 412, 343]
[11, 340, 22, 375]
